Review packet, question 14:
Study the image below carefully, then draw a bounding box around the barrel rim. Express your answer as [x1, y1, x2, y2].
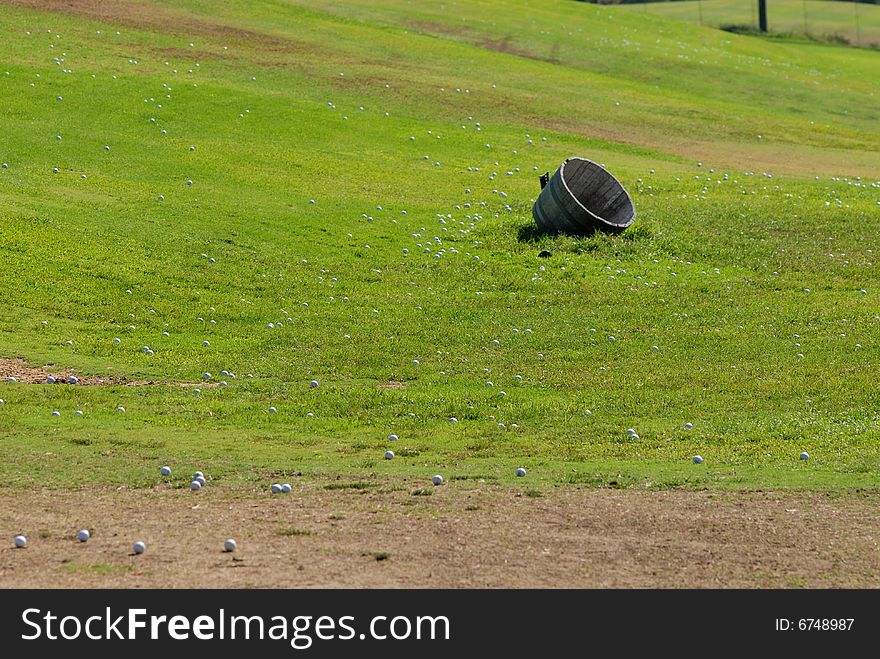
[559, 157, 636, 229]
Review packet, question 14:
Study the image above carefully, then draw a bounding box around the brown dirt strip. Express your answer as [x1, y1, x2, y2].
[2, 486, 878, 588]
[0, 357, 212, 387]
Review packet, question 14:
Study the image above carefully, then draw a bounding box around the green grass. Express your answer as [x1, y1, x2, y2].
[0, 0, 878, 493]
[620, 0, 880, 47]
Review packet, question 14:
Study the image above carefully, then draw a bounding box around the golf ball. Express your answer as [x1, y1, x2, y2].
[46, 376, 56, 384]
[14, 534, 27, 548]
[432, 474, 444, 485]
[76, 529, 90, 543]
[684, 422, 694, 430]
[190, 480, 201, 491]
[116, 406, 125, 412]
[800, 452, 810, 460]
[194, 471, 204, 479]
[269, 406, 277, 414]
[195, 475, 206, 486]
[75, 410, 83, 416]
[224, 539, 237, 552]
[516, 467, 527, 477]
[52, 410, 61, 417]
[132, 541, 146, 554]
[389, 434, 398, 441]
[384, 450, 394, 460]
[160, 466, 171, 476]
[281, 483, 292, 493]
[310, 380, 319, 388]
[693, 455, 703, 464]
[271, 483, 282, 494]
[69, 376, 78, 384]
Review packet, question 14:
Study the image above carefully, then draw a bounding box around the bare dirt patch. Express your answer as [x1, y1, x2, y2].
[0, 357, 212, 387]
[4, 0, 304, 53]
[2, 485, 879, 588]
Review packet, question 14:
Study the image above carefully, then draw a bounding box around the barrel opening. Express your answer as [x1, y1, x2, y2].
[561, 159, 635, 229]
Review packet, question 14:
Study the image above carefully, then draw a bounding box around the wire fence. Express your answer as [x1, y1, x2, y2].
[602, 0, 880, 47]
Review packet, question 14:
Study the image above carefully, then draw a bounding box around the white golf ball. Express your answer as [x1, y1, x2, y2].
[800, 452, 809, 460]
[684, 422, 694, 430]
[116, 406, 125, 412]
[69, 376, 78, 384]
[193, 471, 204, 479]
[271, 483, 282, 494]
[15, 535, 27, 548]
[224, 539, 237, 552]
[113, 337, 121, 344]
[281, 483, 292, 493]
[310, 380, 319, 388]
[384, 450, 394, 460]
[195, 475, 206, 486]
[190, 480, 201, 491]
[516, 467, 526, 477]
[203, 372, 211, 380]
[389, 434, 398, 441]
[75, 410, 83, 416]
[46, 376, 56, 384]
[448, 417, 458, 423]
[269, 406, 277, 414]
[52, 410, 61, 417]
[76, 529, 90, 542]
[432, 474, 444, 485]
[132, 541, 146, 554]
[626, 428, 637, 437]
[160, 466, 171, 476]
[693, 455, 703, 464]
[202, 340, 210, 347]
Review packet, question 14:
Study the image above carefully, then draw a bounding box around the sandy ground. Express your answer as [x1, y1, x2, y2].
[2, 484, 879, 588]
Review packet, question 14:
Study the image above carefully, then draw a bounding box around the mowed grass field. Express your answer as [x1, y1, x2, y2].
[0, 0, 878, 499]
[622, 0, 880, 47]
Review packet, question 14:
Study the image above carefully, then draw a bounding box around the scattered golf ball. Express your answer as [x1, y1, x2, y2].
[202, 340, 210, 347]
[516, 467, 527, 477]
[76, 529, 90, 543]
[190, 480, 201, 490]
[75, 410, 83, 416]
[224, 539, 237, 552]
[160, 466, 171, 476]
[384, 450, 394, 460]
[69, 376, 78, 384]
[132, 541, 145, 554]
[432, 474, 444, 485]
[693, 455, 703, 464]
[269, 406, 277, 414]
[195, 475, 206, 486]
[46, 376, 55, 384]
[15, 535, 27, 548]
[800, 452, 810, 460]
[684, 422, 694, 430]
[309, 380, 319, 388]
[281, 483, 292, 493]
[116, 406, 125, 412]
[389, 434, 398, 441]
[51, 410, 60, 417]
[271, 483, 282, 494]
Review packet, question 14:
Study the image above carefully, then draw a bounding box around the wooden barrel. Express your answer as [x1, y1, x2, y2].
[532, 157, 635, 235]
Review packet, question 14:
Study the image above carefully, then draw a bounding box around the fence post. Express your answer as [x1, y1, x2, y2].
[758, 0, 768, 32]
